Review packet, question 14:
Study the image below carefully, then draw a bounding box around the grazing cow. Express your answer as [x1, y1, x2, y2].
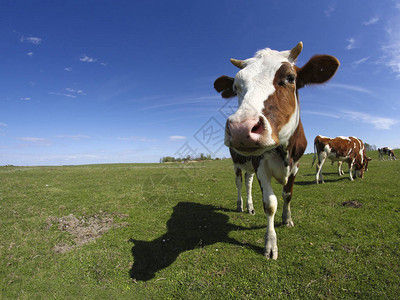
[214, 42, 339, 259]
[378, 147, 396, 161]
[312, 135, 370, 184]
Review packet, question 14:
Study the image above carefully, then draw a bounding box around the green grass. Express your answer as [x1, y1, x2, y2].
[1, 152, 400, 299]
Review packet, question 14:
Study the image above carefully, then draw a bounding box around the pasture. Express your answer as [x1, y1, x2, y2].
[1, 151, 399, 299]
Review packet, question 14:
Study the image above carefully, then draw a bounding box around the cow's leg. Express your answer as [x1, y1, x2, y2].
[316, 155, 326, 184]
[338, 161, 344, 176]
[282, 173, 296, 227]
[245, 172, 255, 215]
[257, 165, 278, 259]
[348, 160, 354, 181]
[234, 167, 243, 212]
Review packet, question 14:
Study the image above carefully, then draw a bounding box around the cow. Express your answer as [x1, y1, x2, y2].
[230, 148, 256, 215]
[312, 135, 370, 184]
[378, 147, 396, 161]
[214, 42, 339, 259]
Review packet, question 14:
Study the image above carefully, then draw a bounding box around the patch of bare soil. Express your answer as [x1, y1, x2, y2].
[342, 200, 363, 208]
[48, 212, 129, 253]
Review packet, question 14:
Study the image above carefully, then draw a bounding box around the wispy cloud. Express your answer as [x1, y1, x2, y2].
[346, 38, 357, 50]
[363, 17, 379, 26]
[20, 36, 42, 45]
[324, 4, 335, 17]
[80, 55, 97, 63]
[48, 88, 86, 98]
[353, 57, 370, 65]
[381, 17, 400, 77]
[304, 109, 398, 130]
[20, 97, 31, 101]
[169, 135, 186, 141]
[341, 110, 398, 130]
[325, 83, 375, 96]
[302, 111, 341, 119]
[16, 137, 51, 146]
[27, 52, 34, 56]
[79, 55, 108, 66]
[0, 122, 8, 127]
[64, 67, 72, 72]
[48, 92, 76, 98]
[55, 135, 90, 140]
[118, 136, 156, 142]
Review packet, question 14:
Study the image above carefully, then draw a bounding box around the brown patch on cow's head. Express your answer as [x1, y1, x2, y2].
[262, 62, 298, 140]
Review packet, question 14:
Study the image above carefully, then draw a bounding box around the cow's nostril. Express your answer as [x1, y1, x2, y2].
[251, 120, 263, 134]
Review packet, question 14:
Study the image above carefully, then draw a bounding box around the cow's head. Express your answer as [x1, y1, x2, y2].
[214, 42, 339, 156]
[353, 155, 371, 178]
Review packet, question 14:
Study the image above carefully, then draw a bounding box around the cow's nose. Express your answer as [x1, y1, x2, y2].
[226, 117, 264, 149]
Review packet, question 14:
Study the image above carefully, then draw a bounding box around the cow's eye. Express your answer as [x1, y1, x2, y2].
[286, 74, 295, 84]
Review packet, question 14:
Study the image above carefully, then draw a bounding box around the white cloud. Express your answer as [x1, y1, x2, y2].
[48, 92, 76, 98]
[353, 57, 370, 65]
[0, 122, 8, 127]
[324, 4, 335, 17]
[325, 83, 375, 96]
[169, 135, 186, 141]
[20, 97, 31, 101]
[341, 110, 398, 130]
[64, 67, 72, 72]
[80, 55, 97, 63]
[346, 38, 356, 50]
[302, 111, 340, 119]
[27, 52, 34, 56]
[363, 17, 379, 26]
[16, 137, 51, 145]
[55, 135, 90, 140]
[48, 88, 85, 98]
[20, 36, 42, 45]
[118, 136, 156, 142]
[381, 21, 400, 77]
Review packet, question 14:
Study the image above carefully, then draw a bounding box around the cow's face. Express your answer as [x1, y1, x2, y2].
[215, 42, 339, 156]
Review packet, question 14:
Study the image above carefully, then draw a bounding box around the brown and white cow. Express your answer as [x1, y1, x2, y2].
[313, 135, 370, 184]
[378, 147, 396, 161]
[214, 42, 339, 259]
[230, 148, 256, 215]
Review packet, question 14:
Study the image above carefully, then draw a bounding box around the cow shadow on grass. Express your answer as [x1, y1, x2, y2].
[129, 202, 263, 281]
[295, 175, 348, 186]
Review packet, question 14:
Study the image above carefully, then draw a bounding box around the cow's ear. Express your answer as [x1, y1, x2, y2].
[214, 75, 237, 98]
[296, 55, 340, 89]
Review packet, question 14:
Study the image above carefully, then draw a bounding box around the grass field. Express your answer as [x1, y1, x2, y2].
[1, 151, 400, 299]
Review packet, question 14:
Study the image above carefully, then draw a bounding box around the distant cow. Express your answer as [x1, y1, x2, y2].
[215, 42, 339, 259]
[312, 135, 370, 184]
[230, 148, 255, 215]
[378, 147, 396, 161]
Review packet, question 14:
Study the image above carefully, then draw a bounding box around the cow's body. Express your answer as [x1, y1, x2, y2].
[378, 147, 396, 161]
[313, 135, 369, 183]
[215, 42, 339, 259]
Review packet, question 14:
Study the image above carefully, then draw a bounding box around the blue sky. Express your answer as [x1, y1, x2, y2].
[1, 1, 400, 166]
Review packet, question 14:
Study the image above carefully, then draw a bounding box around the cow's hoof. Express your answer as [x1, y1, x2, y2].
[264, 248, 278, 260]
[249, 209, 255, 215]
[283, 220, 294, 227]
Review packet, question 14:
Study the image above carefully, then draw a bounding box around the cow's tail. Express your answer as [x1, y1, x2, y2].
[311, 142, 317, 167]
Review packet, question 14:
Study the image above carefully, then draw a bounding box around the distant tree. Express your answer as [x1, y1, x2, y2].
[365, 143, 377, 152]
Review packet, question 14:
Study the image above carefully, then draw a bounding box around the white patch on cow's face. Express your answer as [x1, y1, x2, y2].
[278, 99, 299, 147]
[227, 48, 297, 149]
